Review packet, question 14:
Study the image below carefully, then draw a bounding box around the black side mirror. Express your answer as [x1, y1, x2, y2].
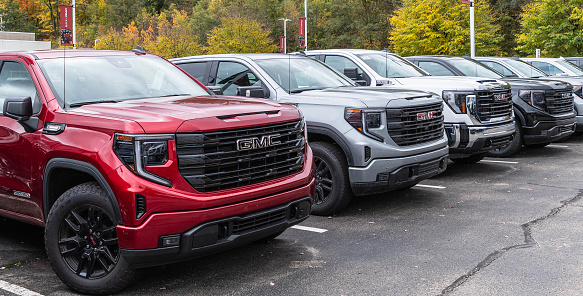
[344, 67, 359, 80]
[236, 86, 268, 98]
[206, 86, 223, 95]
[4, 97, 32, 121]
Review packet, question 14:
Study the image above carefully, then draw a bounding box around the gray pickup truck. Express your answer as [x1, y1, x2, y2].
[172, 54, 449, 215]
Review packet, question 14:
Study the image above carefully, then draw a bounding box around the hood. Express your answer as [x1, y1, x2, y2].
[501, 78, 572, 90]
[279, 86, 439, 108]
[68, 95, 296, 133]
[392, 76, 510, 92]
[535, 76, 583, 87]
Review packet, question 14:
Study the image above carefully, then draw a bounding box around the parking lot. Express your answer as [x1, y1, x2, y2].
[1, 135, 583, 296]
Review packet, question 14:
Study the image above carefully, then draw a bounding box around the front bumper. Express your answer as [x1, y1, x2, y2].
[120, 195, 312, 268]
[445, 120, 516, 158]
[522, 117, 576, 145]
[348, 146, 449, 196]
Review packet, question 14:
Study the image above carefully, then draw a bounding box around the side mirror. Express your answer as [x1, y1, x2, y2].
[4, 97, 32, 121]
[236, 86, 268, 98]
[206, 85, 223, 95]
[344, 67, 359, 80]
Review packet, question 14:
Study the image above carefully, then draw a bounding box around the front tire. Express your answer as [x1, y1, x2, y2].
[488, 118, 523, 158]
[310, 142, 353, 216]
[45, 182, 136, 294]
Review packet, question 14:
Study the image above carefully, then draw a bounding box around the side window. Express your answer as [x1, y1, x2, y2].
[418, 61, 456, 76]
[215, 62, 261, 96]
[531, 61, 564, 76]
[324, 55, 364, 80]
[177, 62, 208, 84]
[0, 61, 40, 114]
[481, 61, 514, 76]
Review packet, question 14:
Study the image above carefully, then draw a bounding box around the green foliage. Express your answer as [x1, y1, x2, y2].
[206, 16, 277, 53]
[390, 0, 501, 56]
[0, 0, 36, 33]
[517, 0, 583, 57]
[486, 0, 533, 55]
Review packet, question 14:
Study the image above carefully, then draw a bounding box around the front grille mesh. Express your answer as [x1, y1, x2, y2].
[176, 121, 305, 192]
[386, 102, 444, 146]
[547, 91, 574, 115]
[233, 209, 287, 234]
[475, 90, 513, 122]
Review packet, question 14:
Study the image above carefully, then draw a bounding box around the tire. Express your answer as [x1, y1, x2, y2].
[309, 142, 353, 216]
[524, 142, 549, 148]
[451, 152, 486, 164]
[487, 118, 523, 158]
[45, 182, 136, 294]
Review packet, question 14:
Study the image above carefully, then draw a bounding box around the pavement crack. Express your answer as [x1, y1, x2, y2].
[439, 190, 583, 295]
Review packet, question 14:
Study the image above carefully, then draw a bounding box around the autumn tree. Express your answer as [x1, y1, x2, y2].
[0, 0, 36, 33]
[390, 0, 501, 56]
[517, 0, 583, 57]
[205, 16, 277, 54]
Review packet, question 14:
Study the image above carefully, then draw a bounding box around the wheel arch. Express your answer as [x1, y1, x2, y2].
[306, 122, 354, 166]
[43, 158, 122, 224]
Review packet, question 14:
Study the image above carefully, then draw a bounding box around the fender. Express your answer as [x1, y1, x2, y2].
[43, 158, 123, 224]
[513, 106, 526, 127]
[306, 121, 354, 166]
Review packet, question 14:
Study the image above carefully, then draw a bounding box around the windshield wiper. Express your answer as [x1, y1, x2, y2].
[158, 94, 190, 98]
[69, 100, 120, 107]
[290, 87, 327, 93]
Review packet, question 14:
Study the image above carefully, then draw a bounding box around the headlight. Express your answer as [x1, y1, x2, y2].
[442, 91, 475, 114]
[518, 90, 546, 110]
[345, 108, 384, 141]
[113, 134, 173, 186]
[573, 86, 582, 98]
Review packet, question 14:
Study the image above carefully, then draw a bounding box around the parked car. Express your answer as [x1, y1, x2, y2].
[521, 57, 583, 77]
[0, 49, 315, 294]
[303, 49, 515, 163]
[565, 57, 583, 68]
[407, 55, 576, 157]
[475, 56, 583, 133]
[172, 53, 449, 215]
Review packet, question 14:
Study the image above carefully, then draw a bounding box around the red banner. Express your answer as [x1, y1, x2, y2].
[60, 5, 73, 46]
[280, 36, 285, 53]
[299, 18, 306, 49]
[461, 0, 471, 5]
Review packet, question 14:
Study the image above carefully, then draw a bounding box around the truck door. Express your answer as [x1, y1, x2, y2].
[0, 60, 43, 221]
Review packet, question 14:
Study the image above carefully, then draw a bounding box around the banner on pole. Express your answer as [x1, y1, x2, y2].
[461, 0, 471, 5]
[280, 36, 285, 53]
[299, 17, 306, 49]
[60, 5, 73, 46]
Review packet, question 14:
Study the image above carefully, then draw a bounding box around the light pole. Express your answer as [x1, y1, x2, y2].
[94, 39, 100, 48]
[0, 14, 4, 31]
[470, 0, 474, 58]
[278, 18, 291, 54]
[304, 0, 307, 51]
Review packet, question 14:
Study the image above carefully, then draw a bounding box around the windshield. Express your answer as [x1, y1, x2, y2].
[38, 55, 209, 108]
[449, 58, 503, 78]
[556, 60, 583, 76]
[356, 53, 427, 78]
[255, 57, 355, 93]
[505, 59, 548, 78]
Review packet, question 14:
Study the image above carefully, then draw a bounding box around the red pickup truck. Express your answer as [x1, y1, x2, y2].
[0, 49, 314, 294]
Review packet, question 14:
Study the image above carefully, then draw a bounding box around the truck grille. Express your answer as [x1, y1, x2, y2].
[386, 102, 444, 146]
[475, 90, 513, 122]
[233, 209, 287, 234]
[176, 120, 305, 192]
[546, 90, 574, 115]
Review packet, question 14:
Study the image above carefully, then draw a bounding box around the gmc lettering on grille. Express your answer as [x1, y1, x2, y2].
[237, 134, 281, 151]
[417, 111, 437, 121]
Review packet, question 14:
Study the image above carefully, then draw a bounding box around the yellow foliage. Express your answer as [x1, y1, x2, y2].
[205, 16, 277, 54]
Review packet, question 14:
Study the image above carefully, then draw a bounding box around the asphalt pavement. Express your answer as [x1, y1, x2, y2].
[1, 136, 582, 296]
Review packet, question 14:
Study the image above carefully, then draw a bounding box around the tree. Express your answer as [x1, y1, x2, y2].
[486, 0, 533, 55]
[390, 0, 501, 56]
[205, 16, 277, 54]
[0, 0, 36, 33]
[517, 0, 583, 57]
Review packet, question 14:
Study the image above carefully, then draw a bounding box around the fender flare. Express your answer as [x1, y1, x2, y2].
[43, 158, 123, 224]
[306, 122, 354, 166]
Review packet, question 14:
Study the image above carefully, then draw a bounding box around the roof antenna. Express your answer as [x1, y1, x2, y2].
[132, 45, 146, 55]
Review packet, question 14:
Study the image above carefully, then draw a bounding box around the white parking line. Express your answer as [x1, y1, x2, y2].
[480, 160, 519, 164]
[0, 280, 43, 296]
[547, 144, 569, 148]
[414, 184, 446, 189]
[291, 225, 328, 233]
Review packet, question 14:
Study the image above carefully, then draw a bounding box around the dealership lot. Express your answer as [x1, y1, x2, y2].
[1, 135, 583, 295]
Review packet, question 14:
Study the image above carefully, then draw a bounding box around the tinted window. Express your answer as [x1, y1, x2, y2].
[418, 61, 456, 76]
[504, 59, 547, 78]
[0, 61, 40, 114]
[178, 62, 207, 83]
[324, 55, 364, 80]
[530, 61, 564, 76]
[356, 53, 427, 78]
[480, 61, 514, 76]
[215, 62, 261, 96]
[447, 58, 502, 78]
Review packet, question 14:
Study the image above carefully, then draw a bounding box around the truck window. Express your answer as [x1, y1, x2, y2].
[177, 62, 207, 83]
[480, 61, 514, 76]
[324, 55, 365, 80]
[418, 61, 456, 76]
[0, 61, 40, 114]
[215, 62, 261, 96]
[530, 61, 564, 76]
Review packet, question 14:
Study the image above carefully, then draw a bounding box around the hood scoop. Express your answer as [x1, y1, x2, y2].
[217, 110, 280, 120]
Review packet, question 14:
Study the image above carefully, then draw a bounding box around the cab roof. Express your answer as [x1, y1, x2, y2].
[0, 49, 155, 60]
